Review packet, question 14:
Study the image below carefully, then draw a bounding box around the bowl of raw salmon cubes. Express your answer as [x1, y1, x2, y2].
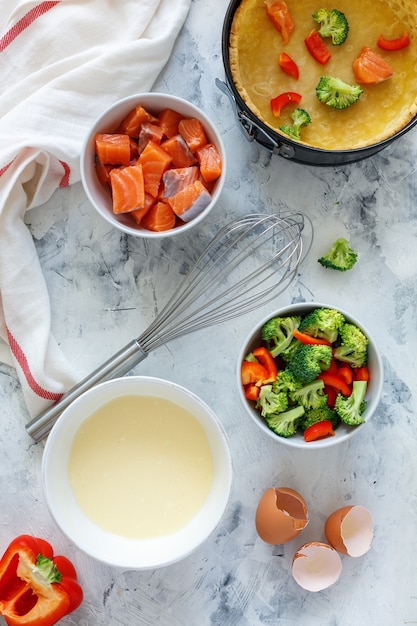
[80, 93, 226, 237]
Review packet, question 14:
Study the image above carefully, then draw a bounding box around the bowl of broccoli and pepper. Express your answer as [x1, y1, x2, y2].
[238, 303, 383, 448]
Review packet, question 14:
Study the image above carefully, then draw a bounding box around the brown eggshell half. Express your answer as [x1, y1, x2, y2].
[325, 505, 373, 557]
[255, 487, 309, 544]
[292, 541, 343, 592]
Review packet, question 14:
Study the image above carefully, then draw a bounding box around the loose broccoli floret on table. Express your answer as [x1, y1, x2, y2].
[287, 343, 333, 384]
[333, 323, 368, 367]
[280, 108, 311, 141]
[312, 8, 349, 45]
[318, 238, 358, 271]
[261, 315, 301, 358]
[265, 405, 305, 438]
[289, 378, 327, 411]
[334, 380, 367, 426]
[299, 307, 346, 343]
[300, 404, 340, 431]
[316, 76, 363, 110]
[256, 384, 288, 418]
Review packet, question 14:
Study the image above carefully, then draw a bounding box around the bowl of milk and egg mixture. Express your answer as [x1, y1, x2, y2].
[42, 376, 232, 569]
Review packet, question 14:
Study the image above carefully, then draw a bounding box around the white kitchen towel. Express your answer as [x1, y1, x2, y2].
[0, 0, 191, 418]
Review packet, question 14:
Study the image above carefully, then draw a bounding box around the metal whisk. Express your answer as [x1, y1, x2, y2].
[26, 212, 312, 440]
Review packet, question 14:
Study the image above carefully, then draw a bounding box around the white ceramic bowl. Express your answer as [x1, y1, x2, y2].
[80, 93, 226, 238]
[237, 302, 383, 449]
[42, 376, 232, 569]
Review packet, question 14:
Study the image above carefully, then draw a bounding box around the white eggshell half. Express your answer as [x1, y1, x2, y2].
[325, 505, 373, 557]
[292, 541, 343, 592]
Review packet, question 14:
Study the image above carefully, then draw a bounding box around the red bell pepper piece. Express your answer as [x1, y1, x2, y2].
[354, 366, 370, 382]
[0, 535, 83, 626]
[252, 346, 278, 382]
[326, 359, 339, 374]
[270, 91, 302, 117]
[304, 420, 335, 442]
[337, 365, 353, 386]
[292, 329, 332, 346]
[324, 384, 337, 408]
[305, 30, 331, 65]
[265, 0, 294, 44]
[241, 360, 268, 386]
[278, 52, 299, 79]
[318, 371, 352, 396]
[245, 383, 261, 401]
[377, 32, 410, 51]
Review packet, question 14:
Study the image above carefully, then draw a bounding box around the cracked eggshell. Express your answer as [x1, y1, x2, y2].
[325, 505, 373, 557]
[255, 487, 309, 544]
[292, 541, 342, 592]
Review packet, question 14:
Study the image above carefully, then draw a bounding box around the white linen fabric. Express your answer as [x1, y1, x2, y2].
[0, 0, 191, 418]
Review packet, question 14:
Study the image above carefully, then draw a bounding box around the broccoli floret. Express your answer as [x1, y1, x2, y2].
[300, 404, 340, 431]
[256, 384, 288, 418]
[280, 337, 302, 363]
[280, 108, 312, 141]
[312, 8, 349, 45]
[334, 380, 367, 426]
[299, 307, 346, 343]
[272, 369, 301, 394]
[316, 76, 363, 110]
[287, 343, 333, 384]
[290, 378, 328, 411]
[265, 405, 305, 438]
[261, 315, 301, 358]
[333, 323, 368, 367]
[318, 238, 358, 271]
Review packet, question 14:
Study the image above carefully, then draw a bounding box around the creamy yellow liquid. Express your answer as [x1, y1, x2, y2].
[68, 395, 214, 539]
[230, 0, 417, 149]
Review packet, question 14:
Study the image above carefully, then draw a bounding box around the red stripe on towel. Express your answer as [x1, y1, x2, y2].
[0, 1, 61, 52]
[6, 326, 64, 401]
[59, 160, 70, 187]
[0, 159, 14, 178]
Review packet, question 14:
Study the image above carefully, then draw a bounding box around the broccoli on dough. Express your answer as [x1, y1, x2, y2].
[318, 238, 358, 271]
[280, 108, 312, 141]
[316, 76, 363, 110]
[312, 8, 349, 45]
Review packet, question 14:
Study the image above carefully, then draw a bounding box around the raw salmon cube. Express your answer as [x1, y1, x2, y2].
[166, 179, 211, 222]
[161, 134, 197, 168]
[118, 105, 157, 137]
[138, 141, 172, 198]
[95, 133, 131, 166]
[138, 122, 165, 153]
[131, 192, 155, 225]
[196, 143, 222, 183]
[162, 166, 199, 198]
[158, 108, 185, 139]
[140, 200, 177, 231]
[178, 118, 208, 151]
[109, 163, 145, 214]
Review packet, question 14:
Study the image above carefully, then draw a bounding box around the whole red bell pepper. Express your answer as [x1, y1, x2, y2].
[0, 535, 83, 626]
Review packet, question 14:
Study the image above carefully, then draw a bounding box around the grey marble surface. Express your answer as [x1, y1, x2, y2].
[1, 1, 417, 624]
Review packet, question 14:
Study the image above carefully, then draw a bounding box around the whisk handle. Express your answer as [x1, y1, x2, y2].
[25, 339, 148, 441]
